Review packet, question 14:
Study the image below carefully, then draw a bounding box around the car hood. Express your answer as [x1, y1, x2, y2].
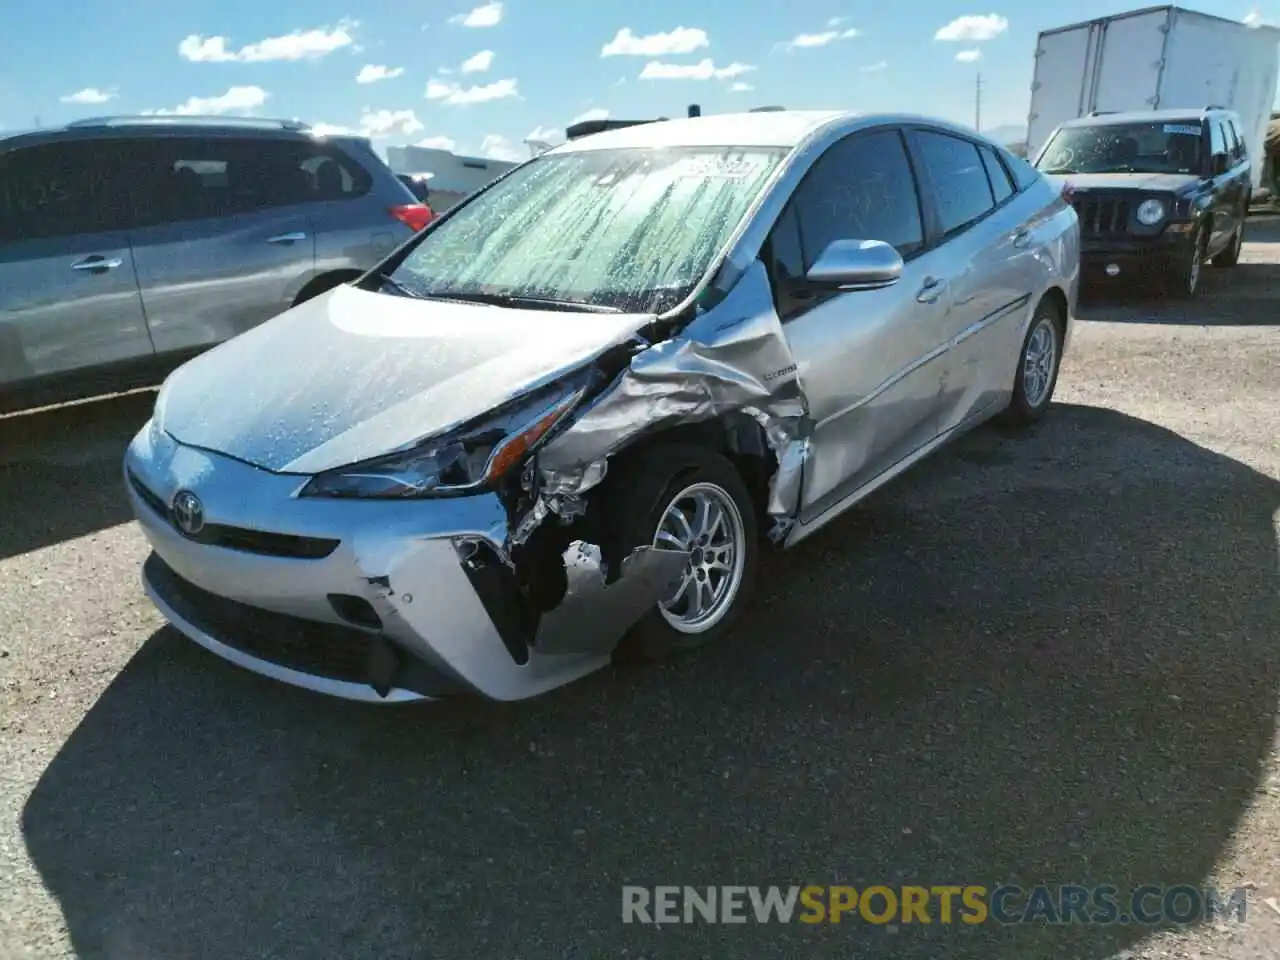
[1043, 171, 1201, 193]
[155, 284, 654, 474]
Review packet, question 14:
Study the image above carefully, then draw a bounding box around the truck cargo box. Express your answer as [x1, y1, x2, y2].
[1026, 5, 1280, 190]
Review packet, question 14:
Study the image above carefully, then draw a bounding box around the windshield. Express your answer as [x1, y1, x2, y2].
[1035, 121, 1204, 175]
[385, 146, 786, 314]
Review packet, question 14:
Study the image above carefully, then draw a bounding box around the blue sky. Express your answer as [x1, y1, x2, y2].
[1, 0, 1275, 160]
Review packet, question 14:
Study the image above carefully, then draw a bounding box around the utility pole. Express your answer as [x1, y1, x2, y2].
[975, 73, 982, 132]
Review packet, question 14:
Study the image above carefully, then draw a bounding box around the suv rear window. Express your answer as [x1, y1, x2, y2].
[121, 136, 373, 228]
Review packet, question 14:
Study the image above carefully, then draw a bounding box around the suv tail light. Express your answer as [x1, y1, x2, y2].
[390, 203, 434, 231]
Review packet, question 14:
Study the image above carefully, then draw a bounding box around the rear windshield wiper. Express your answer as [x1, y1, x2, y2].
[433, 291, 623, 314]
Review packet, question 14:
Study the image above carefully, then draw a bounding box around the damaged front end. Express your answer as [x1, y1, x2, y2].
[463, 258, 812, 659]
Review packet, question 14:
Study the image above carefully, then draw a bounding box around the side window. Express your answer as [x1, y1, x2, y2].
[789, 128, 925, 266]
[979, 145, 1015, 205]
[762, 202, 805, 317]
[0, 141, 131, 242]
[913, 130, 997, 235]
[1210, 121, 1227, 157]
[1228, 119, 1247, 160]
[125, 136, 373, 229]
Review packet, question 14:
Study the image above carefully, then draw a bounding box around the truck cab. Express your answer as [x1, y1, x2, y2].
[1032, 107, 1250, 297]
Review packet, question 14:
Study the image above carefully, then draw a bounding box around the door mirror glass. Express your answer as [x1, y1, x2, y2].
[1212, 152, 1231, 176]
[804, 238, 903, 291]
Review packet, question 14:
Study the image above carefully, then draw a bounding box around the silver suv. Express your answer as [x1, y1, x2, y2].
[0, 116, 429, 414]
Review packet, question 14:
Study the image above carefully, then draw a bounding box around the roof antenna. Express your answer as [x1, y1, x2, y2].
[688, 104, 701, 118]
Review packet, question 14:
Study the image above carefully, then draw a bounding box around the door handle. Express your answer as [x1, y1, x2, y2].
[1012, 228, 1032, 248]
[71, 256, 123, 272]
[266, 232, 307, 244]
[916, 277, 945, 304]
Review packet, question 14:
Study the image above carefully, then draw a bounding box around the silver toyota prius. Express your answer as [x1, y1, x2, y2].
[124, 110, 1080, 703]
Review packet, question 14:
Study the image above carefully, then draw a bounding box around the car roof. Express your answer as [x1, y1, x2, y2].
[0, 116, 352, 151]
[546, 110, 1001, 154]
[1059, 108, 1236, 129]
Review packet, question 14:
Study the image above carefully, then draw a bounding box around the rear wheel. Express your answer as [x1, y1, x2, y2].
[607, 444, 758, 663]
[1001, 299, 1064, 427]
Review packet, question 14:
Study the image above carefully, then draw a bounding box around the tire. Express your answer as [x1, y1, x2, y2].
[1165, 224, 1206, 298]
[1001, 299, 1064, 428]
[605, 443, 759, 663]
[1211, 217, 1244, 268]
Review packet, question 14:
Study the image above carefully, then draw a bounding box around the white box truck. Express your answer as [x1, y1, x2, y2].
[1025, 5, 1280, 191]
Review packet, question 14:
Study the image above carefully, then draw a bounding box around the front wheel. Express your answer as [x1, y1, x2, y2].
[1211, 219, 1244, 268]
[607, 444, 759, 663]
[1165, 225, 1206, 298]
[1001, 301, 1064, 427]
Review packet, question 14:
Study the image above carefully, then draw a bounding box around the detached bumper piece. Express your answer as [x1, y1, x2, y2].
[143, 552, 467, 699]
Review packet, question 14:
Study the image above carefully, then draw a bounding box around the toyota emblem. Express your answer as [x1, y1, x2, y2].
[171, 490, 205, 537]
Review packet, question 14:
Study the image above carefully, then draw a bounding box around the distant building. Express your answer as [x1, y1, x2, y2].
[384, 145, 518, 212]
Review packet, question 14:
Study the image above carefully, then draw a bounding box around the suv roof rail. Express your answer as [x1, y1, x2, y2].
[1204, 104, 1227, 111]
[1086, 110, 1118, 117]
[65, 115, 312, 131]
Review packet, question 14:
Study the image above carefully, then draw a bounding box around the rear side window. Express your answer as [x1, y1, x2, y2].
[788, 128, 925, 262]
[119, 136, 373, 228]
[1002, 149, 1041, 191]
[979, 145, 1015, 205]
[0, 141, 132, 242]
[913, 130, 995, 235]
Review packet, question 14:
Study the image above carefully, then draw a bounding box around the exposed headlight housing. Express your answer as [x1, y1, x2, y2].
[1136, 198, 1167, 226]
[299, 384, 585, 499]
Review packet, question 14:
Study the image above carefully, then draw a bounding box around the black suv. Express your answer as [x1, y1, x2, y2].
[1033, 107, 1251, 297]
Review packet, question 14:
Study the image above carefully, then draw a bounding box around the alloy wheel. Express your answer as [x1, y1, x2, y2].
[1022, 317, 1058, 410]
[653, 481, 748, 634]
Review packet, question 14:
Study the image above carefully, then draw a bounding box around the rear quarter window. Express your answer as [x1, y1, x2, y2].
[999, 148, 1041, 192]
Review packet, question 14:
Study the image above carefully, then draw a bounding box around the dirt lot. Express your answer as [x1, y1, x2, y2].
[2, 218, 1278, 960]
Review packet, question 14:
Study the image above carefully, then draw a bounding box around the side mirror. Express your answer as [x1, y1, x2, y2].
[803, 239, 903, 291]
[1212, 152, 1231, 176]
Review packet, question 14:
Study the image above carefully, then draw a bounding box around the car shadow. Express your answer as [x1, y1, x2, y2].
[21, 404, 1280, 959]
[0, 391, 154, 561]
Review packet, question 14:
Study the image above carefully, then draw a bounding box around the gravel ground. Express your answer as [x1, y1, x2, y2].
[1, 218, 1278, 960]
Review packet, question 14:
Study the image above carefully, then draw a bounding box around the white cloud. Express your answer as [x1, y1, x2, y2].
[356, 64, 404, 84]
[827, 16, 847, 26]
[729, 81, 755, 92]
[480, 134, 525, 162]
[147, 85, 269, 116]
[449, 2, 503, 27]
[601, 26, 709, 57]
[955, 48, 982, 62]
[461, 49, 495, 73]
[179, 22, 357, 62]
[934, 14, 1009, 42]
[60, 87, 117, 105]
[861, 61, 889, 72]
[639, 58, 754, 80]
[311, 121, 357, 136]
[359, 109, 425, 138]
[1242, 8, 1275, 26]
[781, 27, 859, 51]
[417, 134, 458, 151]
[526, 124, 561, 143]
[570, 107, 609, 124]
[425, 76, 519, 105]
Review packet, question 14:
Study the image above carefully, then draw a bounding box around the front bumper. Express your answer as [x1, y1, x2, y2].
[1079, 224, 1195, 281]
[123, 420, 667, 703]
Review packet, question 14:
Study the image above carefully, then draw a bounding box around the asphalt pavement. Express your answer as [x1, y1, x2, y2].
[2, 219, 1278, 960]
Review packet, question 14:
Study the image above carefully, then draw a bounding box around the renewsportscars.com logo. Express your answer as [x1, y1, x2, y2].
[622, 885, 1251, 926]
